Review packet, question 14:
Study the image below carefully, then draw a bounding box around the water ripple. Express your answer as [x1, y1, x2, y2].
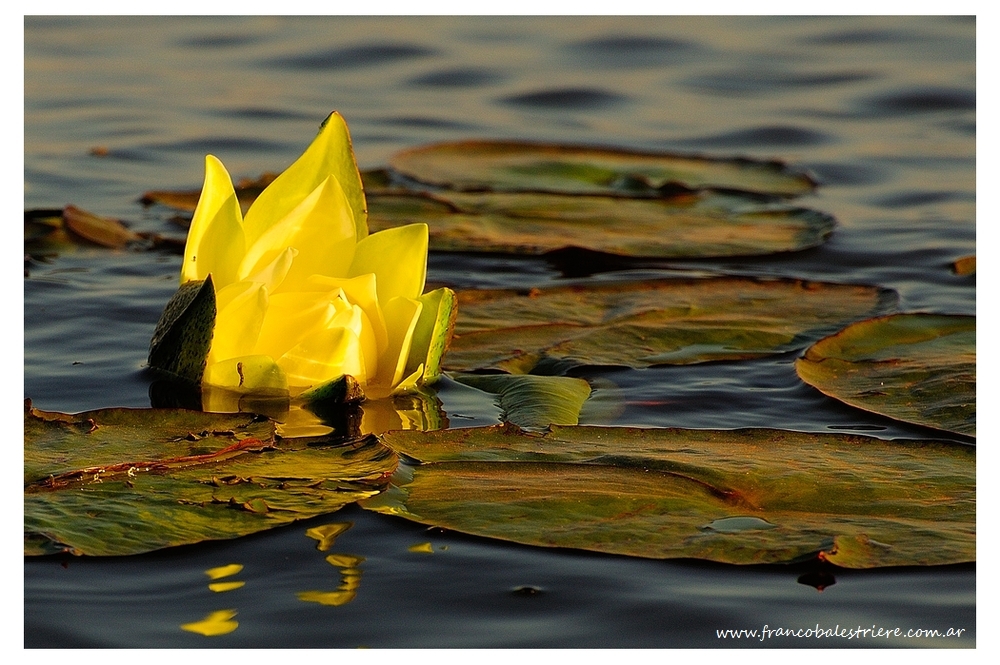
[859, 86, 976, 116]
[678, 125, 831, 149]
[267, 43, 436, 70]
[567, 34, 694, 67]
[408, 68, 503, 88]
[499, 87, 629, 110]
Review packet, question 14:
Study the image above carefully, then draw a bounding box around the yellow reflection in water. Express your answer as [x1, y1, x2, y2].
[205, 563, 243, 580]
[324, 553, 364, 568]
[208, 581, 246, 593]
[299, 548, 366, 607]
[181, 609, 238, 636]
[305, 522, 352, 551]
[408, 542, 435, 554]
[200, 381, 447, 439]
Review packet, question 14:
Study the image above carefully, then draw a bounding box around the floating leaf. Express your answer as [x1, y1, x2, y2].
[363, 424, 974, 568]
[141, 173, 279, 215]
[24, 403, 398, 556]
[445, 278, 895, 374]
[62, 205, 141, 248]
[367, 190, 835, 258]
[952, 255, 975, 276]
[388, 141, 817, 197]
[454, 373, 592, 428]
[795, 313, 975, 437]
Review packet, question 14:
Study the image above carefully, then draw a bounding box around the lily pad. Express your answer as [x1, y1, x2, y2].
[366, 190, 835, 258]
[445, 278, 895, 374]
[362, 424, 974, 568]
[453, 373, 592, 428]
[24, 403, 398, 556]
[388, 141, 817, 197]
[795, 313, 975, 437]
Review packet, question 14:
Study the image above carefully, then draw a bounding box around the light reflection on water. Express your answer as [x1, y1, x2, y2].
[24, 16, 974, 647]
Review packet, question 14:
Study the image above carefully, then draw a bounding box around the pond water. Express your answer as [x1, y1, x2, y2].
[24, 16, 975, 648]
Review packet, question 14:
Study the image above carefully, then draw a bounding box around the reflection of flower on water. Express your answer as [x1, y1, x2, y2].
[157, 111, 454, 406]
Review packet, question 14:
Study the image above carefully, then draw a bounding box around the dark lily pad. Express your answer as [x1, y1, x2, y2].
[388, 141, 817, 197]
[795, 313, 975, 437]
[445, 278, 895, 374]
[366, 189, 835, 258]
[24, 402, 398, 556]
[362, 424, 975, 568]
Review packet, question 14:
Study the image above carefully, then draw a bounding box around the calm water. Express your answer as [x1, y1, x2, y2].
[24, 16, 975, 648]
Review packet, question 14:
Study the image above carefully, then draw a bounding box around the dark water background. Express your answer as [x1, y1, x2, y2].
[24, 16, 975, 648]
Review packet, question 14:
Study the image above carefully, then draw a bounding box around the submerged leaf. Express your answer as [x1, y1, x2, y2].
[367, 190, 835, 258]
[24, 403, 398, 556]
[388, 141, 817, 197]
[363, 424, 974, 568]
[795, 313, 975, 437]
[446, 278, 895, 374]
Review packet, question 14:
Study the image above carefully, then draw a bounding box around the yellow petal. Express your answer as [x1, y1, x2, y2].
[182, 155, 245, 288]
[238, 175, 356, 289]
[243, 112, 367, 246]
[242, 246, 296, 293]
[348, 224, 428, 304]
[209, 281, 267, 364]
[304, 273, 388, 353]
[253, 291, 346, 360]
[369, 296, 422, 397]
[278, 326, 367, 389]
[391, 364, 425, 396]
[203, 355, 288, 391]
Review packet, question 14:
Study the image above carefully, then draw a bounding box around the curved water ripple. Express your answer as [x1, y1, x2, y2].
[499, 87, 630, 110]
[267, 42, 436, 70]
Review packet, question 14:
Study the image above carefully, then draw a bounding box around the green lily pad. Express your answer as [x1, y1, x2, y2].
[366, 190, 835, 258]
[388, 141, 817, 197]
[453, 374, 592, 428]
[362, 424, 974, 568]
[24, 402, 398, 556]
[795, 313, 975, 437]
[445, 278, 895, 374]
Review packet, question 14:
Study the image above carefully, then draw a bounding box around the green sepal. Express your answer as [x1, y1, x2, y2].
[300, 373, 366, 406]
[148, 276, 216, 384]
[407, 287, 458, 384]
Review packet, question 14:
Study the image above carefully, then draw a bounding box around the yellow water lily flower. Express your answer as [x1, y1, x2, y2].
[154, 112, 454, 402]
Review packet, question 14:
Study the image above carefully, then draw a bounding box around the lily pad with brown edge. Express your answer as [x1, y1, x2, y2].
[24, 402, 398, 556]
[444, 278, 896, 374]
[388, 141, 817, 198]
[366, 189, 836, 258]
[795, 313, 975, 437]
[361, 424, 974, 568]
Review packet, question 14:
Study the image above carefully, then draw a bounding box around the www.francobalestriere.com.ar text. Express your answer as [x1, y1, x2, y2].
[716, 624, 968, 641]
